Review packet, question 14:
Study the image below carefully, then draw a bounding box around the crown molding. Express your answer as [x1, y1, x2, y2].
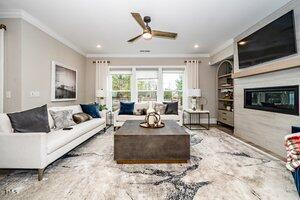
[210, 38, 234, 56]
[0, 9, 85, 56]
[86, 53, 210, 58]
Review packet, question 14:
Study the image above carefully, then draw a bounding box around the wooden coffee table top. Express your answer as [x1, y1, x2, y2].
[115, 120, 187, 136]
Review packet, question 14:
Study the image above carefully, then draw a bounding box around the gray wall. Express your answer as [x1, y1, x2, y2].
[85, 57, 218, 119]
[0, 18, 22, 112]
[233, 1, 300, 157]
[0, 18, 87, 112]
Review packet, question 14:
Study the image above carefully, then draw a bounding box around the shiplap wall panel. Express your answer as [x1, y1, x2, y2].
[234, 68, 300, 157]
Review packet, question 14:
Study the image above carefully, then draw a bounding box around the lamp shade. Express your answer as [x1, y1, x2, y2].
[96, 89, 105, 98]
[188, 89, 201, 97]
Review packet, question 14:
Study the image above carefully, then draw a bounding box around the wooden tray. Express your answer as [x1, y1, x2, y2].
[139, 122, 165, 129]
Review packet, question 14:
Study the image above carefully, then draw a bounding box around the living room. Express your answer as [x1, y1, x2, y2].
[0, 0, 300, 199]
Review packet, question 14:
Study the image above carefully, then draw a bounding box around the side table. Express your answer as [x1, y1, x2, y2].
[183, 109, 210, 130]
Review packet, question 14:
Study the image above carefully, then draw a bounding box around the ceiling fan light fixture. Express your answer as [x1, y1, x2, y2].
[143, 32, 152, 40]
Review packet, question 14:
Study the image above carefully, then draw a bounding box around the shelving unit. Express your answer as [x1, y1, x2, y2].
[217, 60, 234, 127]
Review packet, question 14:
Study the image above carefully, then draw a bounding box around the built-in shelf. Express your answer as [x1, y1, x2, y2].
[217, 59, 234, 127]
[219, 99, 234, 102]
[218, 73, 232, 79]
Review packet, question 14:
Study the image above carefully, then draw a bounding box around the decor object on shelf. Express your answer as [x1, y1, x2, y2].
[188, 89, 201, 111]
[51, 61, 77, 101]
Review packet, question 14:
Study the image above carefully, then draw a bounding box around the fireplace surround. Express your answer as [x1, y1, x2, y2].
[244, 85, 299, 115]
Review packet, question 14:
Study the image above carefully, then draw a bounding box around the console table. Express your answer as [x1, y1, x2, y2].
[183, 109, 210, 130]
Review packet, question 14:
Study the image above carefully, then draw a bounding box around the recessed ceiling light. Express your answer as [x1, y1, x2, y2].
[238, 41, 247, 45]
[96, 44, 101, 48]
[194, 44, 199, 49]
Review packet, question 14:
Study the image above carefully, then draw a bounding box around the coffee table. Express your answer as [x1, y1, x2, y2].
[114, 120, 190, 164]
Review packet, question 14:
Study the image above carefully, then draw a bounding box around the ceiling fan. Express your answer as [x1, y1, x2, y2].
[127, 12, 178, 43]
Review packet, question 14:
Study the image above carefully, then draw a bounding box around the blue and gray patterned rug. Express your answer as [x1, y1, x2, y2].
[0, 127, 298, 200]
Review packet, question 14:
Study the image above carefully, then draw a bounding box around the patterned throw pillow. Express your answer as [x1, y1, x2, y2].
[154, 103, 167, 114]
[49, 110, 76, 130]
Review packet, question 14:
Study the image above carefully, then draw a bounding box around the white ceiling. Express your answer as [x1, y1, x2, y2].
[0, 0, 292, 56]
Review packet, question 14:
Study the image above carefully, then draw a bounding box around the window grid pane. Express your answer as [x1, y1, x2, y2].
[111, 74, 131, 111]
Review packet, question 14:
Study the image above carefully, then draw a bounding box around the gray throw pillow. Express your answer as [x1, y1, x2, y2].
[163, 102, 179, 115]
[49, 110, 76, 130]
[7, 104, 51, 133]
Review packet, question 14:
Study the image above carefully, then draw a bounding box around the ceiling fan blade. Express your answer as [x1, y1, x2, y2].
[152, 30, 177, 39]
[127, 34, 143, 43]
[131, 12, 147, 30]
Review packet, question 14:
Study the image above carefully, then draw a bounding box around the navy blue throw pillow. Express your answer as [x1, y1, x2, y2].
[80, 104, 101, 118]
[119, 102, 134, 115]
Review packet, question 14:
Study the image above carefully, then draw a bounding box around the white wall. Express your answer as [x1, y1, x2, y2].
[233, 1, 300, 157]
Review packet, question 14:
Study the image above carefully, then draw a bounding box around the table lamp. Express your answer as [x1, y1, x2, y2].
[188, 89, 201, 111]
[96, 89, 106, 105]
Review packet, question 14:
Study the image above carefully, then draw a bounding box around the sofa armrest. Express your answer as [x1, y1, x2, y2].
[178, 110, 183, 126]
[0, 132, 47, 169]
[113, 109, 120, 124]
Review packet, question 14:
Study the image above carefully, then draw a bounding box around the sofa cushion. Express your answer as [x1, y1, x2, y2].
[116, 115, 146, 122]
[161, 114, 180, 121]
[119, 102, 134, 115]
[0, 114, 13, 133]
[116, 114, 179, 122]
[80, 104, 101, 118]
[134, 102, 149, 113]
[46, 118, 105, 154]
[7, 105, 51, 133]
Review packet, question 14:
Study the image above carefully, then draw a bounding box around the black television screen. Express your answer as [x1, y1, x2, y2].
[238, 10, 297, 69]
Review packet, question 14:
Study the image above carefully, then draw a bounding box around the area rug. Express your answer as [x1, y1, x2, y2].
[0, 127, 298, 200]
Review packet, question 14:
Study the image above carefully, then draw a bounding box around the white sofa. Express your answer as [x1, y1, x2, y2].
[0, 105, 106, 180]
[113, 102, 182, 129]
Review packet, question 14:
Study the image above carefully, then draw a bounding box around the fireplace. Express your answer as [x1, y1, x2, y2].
[244, 85, 299, 115]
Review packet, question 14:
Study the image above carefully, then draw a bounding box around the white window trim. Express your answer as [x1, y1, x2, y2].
[108, 65, 185, 110]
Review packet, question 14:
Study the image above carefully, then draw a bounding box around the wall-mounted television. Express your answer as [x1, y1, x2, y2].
[238, 10, 297, 69]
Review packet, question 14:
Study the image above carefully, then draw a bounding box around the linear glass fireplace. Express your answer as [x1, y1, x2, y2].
[244, 85, 299, 115]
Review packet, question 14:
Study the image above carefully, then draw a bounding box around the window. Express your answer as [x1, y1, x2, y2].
[163, 70, 184, 107]
[110, 70, 132, 111]
[136, 69, 158, 102]
[108, 66, 185, 111]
